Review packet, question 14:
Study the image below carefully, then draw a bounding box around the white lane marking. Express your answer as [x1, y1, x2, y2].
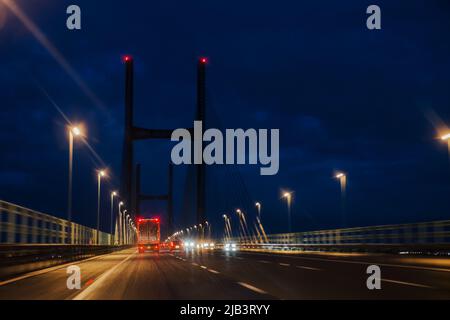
[258, 260, 271, 264]
[192, 262, 199, 266]
[72, 252, 137, 300]
[382, 279, 434, 289]
[296, 265, 321, 271]
[0, 249, 136, 287]
[234, 257, 244, 260]
[279, 263, 290, 267]
[181, 258, 187, 261]
[238, 252, 450, 273]
[200, 265, 207, 269]
[208, 269, 220, 274]
[237, 282, 268, 295]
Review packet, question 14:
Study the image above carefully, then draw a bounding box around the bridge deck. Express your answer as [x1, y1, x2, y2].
[1, 248, 450, 299]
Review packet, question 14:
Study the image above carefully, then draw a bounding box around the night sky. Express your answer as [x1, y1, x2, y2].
[1, 0, 450, 236]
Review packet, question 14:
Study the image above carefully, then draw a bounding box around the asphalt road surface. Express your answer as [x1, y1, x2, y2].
[1, 248, 450, 299]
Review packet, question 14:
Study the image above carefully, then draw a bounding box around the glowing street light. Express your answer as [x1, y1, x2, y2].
[255, 202, 261, 218]
[96, 169, 107, 244]
[110, 191, 117, 244]
[335, 172, 347, 195]
[222, 214, 231, 240]
[118, 201, 124, 244]
[335, 172, 347, 227]
[282, 191, 292, 232]
[235, 209, 249, 239]
[67, 125, 83, 226]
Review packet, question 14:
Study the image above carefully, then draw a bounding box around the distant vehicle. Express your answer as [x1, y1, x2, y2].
[224, 243, 237, 251]
[137, 218, 160, 253]
[169, 240, 183, 252]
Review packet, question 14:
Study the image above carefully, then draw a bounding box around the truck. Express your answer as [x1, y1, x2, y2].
[137, 217, 160, 253]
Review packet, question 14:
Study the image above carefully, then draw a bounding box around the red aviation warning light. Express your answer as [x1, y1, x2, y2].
[200, 57, 208, 64]
[123, 55, 133, 63]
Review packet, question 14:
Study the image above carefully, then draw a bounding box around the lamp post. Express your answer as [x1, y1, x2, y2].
[110, 191, 117, 244]
[123, 210, 127, 245]
[67, 125, 82, 243]
[96, 170, 106, 244]
[205, 221, 210, 239]
[223, 214, 231, 240]
[118, 201, 124, 245]
[282, 192, 292, 233]
[335, 172, 347, 227]
[255, 202, 261, 219]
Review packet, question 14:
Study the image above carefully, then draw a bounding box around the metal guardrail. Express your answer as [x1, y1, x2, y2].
[0, 244, 132, 280]
[229, 219, 450, 253]
[0, 200, 112, 245]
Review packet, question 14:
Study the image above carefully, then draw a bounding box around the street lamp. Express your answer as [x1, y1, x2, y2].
[335, 172, 347, 195]
[123, 209, 128, 245]
[223, 214, 231, 240]
[255, 202, 261, 219]
[96, 169, 107, 244]
[335, 172, 347, 227]
[282, 192, 292, 233]
[67, 125, 83, 226]
[118, 201, 124, 244]
[110, 191, 117, 244]
[235, 209, 249, 239]
[205, 221, 210, 239]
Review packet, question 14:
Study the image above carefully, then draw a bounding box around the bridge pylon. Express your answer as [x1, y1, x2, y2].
[120, 56, 207, 234]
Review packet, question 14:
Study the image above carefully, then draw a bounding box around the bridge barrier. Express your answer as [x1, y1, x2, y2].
[0, 200, 111, 245]
[0, 244, 133, 281]
[228, 219, 450, 254]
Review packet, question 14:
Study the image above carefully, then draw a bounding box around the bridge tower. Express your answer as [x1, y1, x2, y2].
[120, 56, 207, 234]
[196, 58, 206, 224]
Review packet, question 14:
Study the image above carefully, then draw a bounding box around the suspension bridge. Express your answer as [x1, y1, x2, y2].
[1, 57, 450, 300]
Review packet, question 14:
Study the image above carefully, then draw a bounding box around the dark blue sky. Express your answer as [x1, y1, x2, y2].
[1, 0, 450, 236]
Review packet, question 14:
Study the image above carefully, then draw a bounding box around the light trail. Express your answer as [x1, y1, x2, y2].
[2, 0, 104, 110]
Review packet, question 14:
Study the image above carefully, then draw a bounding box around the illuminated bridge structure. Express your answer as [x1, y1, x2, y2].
[1, 58, 450, 300]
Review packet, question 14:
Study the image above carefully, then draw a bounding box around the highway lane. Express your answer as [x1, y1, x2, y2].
[0, 247, 450, 299]
[0, 248, 271, 300]
[177, 249, 450, 299]
[0, 248, 138, 300]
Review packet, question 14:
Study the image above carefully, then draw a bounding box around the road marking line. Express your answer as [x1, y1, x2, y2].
[237, 282, 268, 294]
[296, 265, 321, 271]
[235, 257, 244, 260]
[72, 252, 137, 300]
[192, 262, 199, 266]
[258, 260, 271, 264]
[239, 252, 450, 273]
[208, 269, 220, 274]
[382, 279, 434, 289]
[0, 249, 135, 287]
[279, 263, 290, 267]
[200, 265, 207, 269]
